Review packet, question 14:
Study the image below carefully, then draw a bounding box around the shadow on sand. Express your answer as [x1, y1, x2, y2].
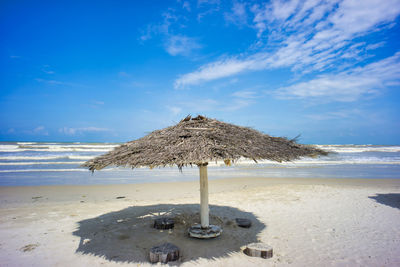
[73, 204, 265, 264]
[369, 193, 400, 209]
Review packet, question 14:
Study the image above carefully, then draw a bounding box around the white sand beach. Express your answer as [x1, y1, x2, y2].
[1, 177, 400, 266]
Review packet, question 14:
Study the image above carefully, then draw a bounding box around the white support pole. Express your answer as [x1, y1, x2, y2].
[199, 163, 209, 228]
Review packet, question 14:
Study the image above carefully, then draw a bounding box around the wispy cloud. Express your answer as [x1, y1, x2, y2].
[223, 98, 253, 111]
[26, 126, 49, 136]
[42, 65, 55, 74]
[35, 78, 88, 88]
[197, 0, 221, 21]
[231, 90, 258, 99]
[139, 10, 177, 41]
[165, 35, 202, 56]
[166, 105, 182, 115]
[179, 0, 191, 11]
[224, 2, 248, 26]
[305, 109, 363, 121]
[118, 71, 131, 77]
[197, 0, 220, 6]
[59, 127, 110, 136]
[139, 10, 202, 57]
[366, 41, 386, 50]
[175, 0, 400, 87]
[167, 91, 257, 114]
[86, 100, 104, 109]
[174, 55, 267, 88]
[35, 78, 64, 85]
[275, 52, 400, 102]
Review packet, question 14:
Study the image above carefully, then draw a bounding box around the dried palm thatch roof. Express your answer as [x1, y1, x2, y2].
[83, 115, 327, 171]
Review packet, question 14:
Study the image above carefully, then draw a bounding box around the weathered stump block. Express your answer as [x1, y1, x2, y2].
[235, 218, 252, 228]
[149, 243, 179, 263]
[188, 224, 222, 239]
[243, 243, 273, 259]
[154, 217, 174, 230]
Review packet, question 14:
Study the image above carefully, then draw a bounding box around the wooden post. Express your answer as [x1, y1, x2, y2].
[199, 163, 209, 228]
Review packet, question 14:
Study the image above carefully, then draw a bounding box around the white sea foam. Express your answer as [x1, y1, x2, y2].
[0, 155, 95, 161]
[6, 143, 399, 153]
[275, 160, 400, 165]
[0, 145, 20, 151]
[0, 169, 88, 173]
[0, 161, 85, 166]
[316, 145, 400, 153]
[0, 167, 122, 173]
[10, 148, 112, 152]
[224, 157, 400, 166]
[0, 143, 118, 152]
[68, 156, 96, 160]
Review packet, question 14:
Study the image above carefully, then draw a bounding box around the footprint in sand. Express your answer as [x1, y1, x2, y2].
[20, 243, 39, 252]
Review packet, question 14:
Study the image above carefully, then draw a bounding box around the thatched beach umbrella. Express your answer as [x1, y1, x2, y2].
[83, 115, 327, 238]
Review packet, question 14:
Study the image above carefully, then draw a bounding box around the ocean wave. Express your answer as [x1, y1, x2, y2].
[278, 160, 400, 165]
[0, 167, 123, 173]
[0, 161, 85, 166]
[0, 155, 95, 161]
[227, 158, 400, 166]
[18, 144, 115, 151]
[0, 145, 20, 151]
[4, 144, 399, 153]
[0, 169, 88, 173]
[0, 148, 112, 152]
[0, 143, 118, 152]
[316, 145, 400, 153]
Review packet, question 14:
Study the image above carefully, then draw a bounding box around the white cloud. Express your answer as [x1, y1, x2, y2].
[42, 70, 55, 74]
[33, 126, 49, 136]
[232, 90, 258, 99]
[35, 78, 87, 88]
[139, 10, 178, 41]
[366, 42, 386, 50]
[197, 0, 220, 6]
[59, 127, 110, 136]
[306, 109, 362, 121]
[183, 1, 191, 11]
[180, 98, 219, 113]
[42, 65, 55, 74]
[139, 10, 202, 57]
[34, 126, 45, 132]
[118, 71, 131, 77]
[224, 2, 247, 26]
[270, 0, 300, 21]
[275, 52, 400, 101]
[87, 100, 104, 109]
[167, 92, 256, 113]
[92, 100, 104, 105]
[166, 106, 182, 115]
[165, 35, 202, 56]
[223, 98, 253, 111]
[174, 55, 267, 88]
[35, 78, 64, 85]
[227, 89, 260, 110]
[175, 0, 400, 87]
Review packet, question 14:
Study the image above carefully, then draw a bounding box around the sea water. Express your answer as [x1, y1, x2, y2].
[0, 142, 399, 186]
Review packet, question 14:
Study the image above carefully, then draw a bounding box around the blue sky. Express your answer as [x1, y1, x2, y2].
[1, 0, 400, 144]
